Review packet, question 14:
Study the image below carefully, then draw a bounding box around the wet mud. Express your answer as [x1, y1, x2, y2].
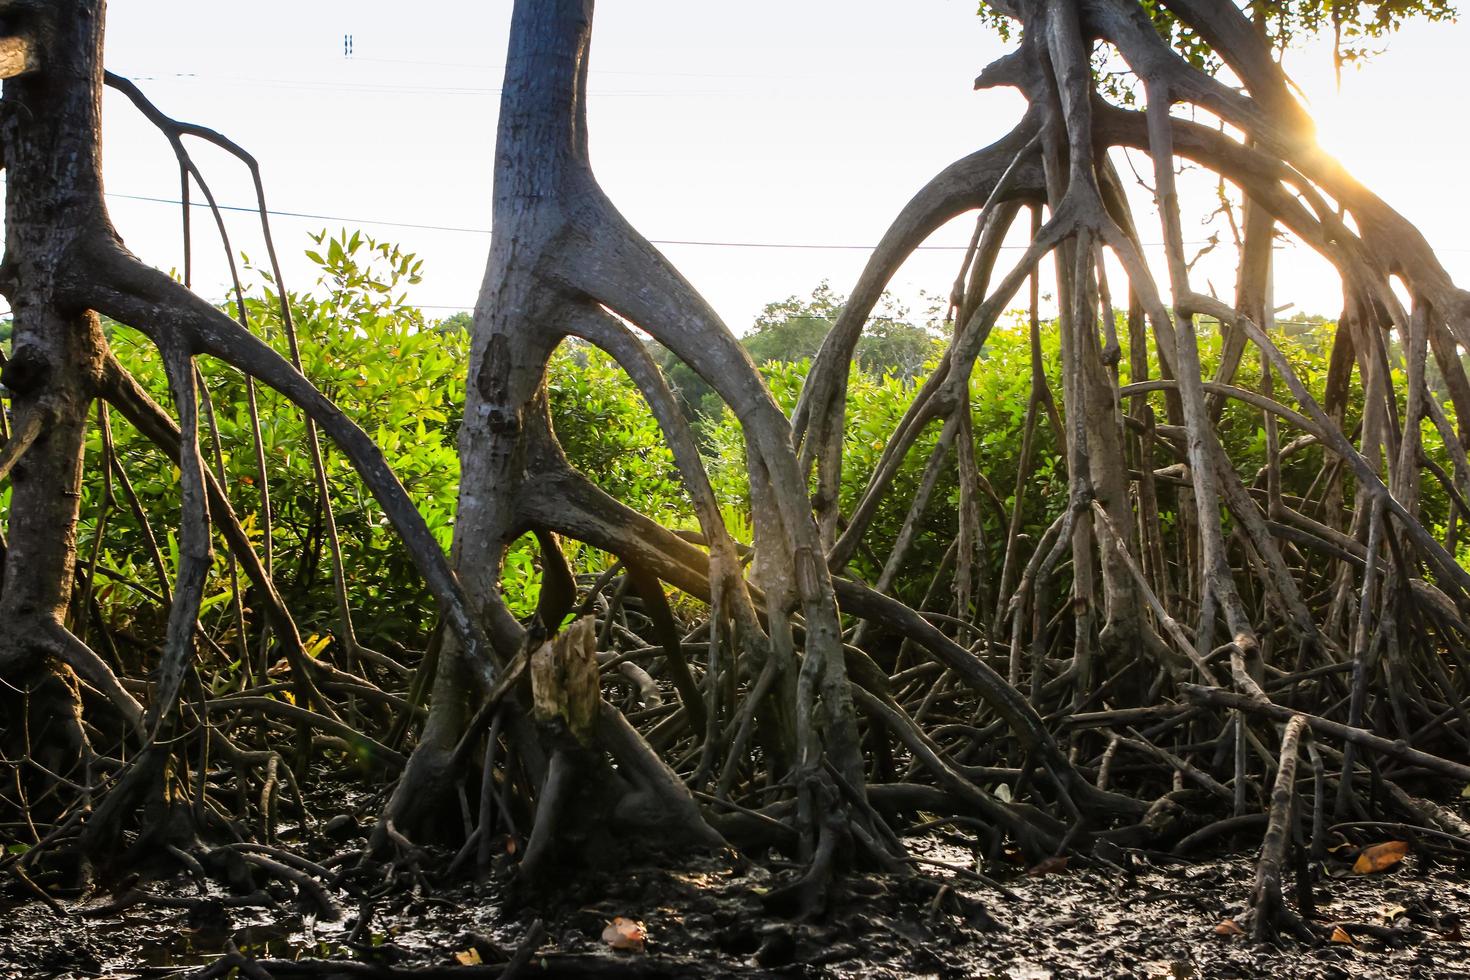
[3, 832, 1468, 979]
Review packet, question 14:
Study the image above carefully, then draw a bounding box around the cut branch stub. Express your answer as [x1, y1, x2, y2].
[0, 34, 34, 78]
[530, 615, 602, 747]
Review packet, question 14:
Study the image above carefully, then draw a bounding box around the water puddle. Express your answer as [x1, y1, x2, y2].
[97, 915, 371, 972]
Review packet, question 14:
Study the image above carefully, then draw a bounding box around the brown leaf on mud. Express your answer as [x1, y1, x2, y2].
[1330, 926, 1354, 945]
[1353, 840, 1409, 875]
[602, 916, 647, 953]
[1025, 856, 1069, 877]
[1380, 904, 1408, 924]
[1214, 919, 1244, 936]
[454, 948, 484, 965]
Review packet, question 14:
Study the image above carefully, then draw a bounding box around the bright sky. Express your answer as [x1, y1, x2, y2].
[98, 2, 1470, 333]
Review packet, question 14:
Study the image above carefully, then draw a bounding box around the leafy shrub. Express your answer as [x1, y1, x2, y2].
[72, 234, 1462, 666]
[88, 232, 464, 651]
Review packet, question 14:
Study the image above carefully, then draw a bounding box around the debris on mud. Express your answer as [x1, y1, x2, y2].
[5, 834, 1467, 979]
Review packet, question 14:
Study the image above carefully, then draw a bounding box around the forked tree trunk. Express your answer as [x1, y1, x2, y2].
[0, 0, 118, 796]
[381, 0, 1142, 898]
[380, 0, 733, 881]
[0, 0, 505, 870]
[3, 0, 1469, 943]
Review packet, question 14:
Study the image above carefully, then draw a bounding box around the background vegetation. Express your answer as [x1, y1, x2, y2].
[48, 231, 1459, 682]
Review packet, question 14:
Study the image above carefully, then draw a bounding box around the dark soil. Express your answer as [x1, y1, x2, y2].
[3, 828, 1469, 979]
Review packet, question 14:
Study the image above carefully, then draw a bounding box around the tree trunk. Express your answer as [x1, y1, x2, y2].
[0, 0, 114, 804]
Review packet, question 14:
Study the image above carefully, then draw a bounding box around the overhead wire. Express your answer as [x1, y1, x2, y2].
[105, 190, 1207, 252]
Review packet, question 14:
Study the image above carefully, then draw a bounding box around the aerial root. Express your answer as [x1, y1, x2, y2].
[1239, 715, 1319, 943]
[7, 3, 1470, 964]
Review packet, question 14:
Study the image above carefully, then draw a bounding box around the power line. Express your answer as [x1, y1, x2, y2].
[116, 188, 1469, 263]
[299, 58, 788, 81]
[122, 62, 787, 81]
[110, 192, 490, 236]
[114, 72, 728, 99]
[308, 307, 1337, 330]
[0, 300, 1335, 326]
[106, 191, 1200, 252]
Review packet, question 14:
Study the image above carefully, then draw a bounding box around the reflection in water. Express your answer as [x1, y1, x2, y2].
[109, 917, 373, 970]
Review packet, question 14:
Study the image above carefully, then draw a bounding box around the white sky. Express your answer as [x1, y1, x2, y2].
[96, 2, 1470, 333]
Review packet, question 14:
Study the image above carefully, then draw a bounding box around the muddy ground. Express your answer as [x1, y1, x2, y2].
[3, 823, 1469, 980]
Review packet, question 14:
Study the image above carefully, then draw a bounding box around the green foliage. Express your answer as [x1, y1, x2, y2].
[978, 1, 1455, 54]
[80, 234, 695, 649]
[701, 320, 1067, 608]
[76, 237, 1467, 661]
[1255, 1, 1456, 67]
[547, 342, 690, 530]
[747, 281, 942, 381]
[657, 281, 943, 423]
[434, 311, 474, 334]
[977, 0, 1456, 100]
[88, 231, 465, 652]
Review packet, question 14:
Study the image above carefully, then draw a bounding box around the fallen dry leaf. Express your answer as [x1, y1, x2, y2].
[602, 916, 647, 953]
[1353, 840, 1409, 875]
[454, 948, 483, 965]
[1025, 856, 1069, 877]
[1330, 926, 1354, 945]
[1214, 919, 1244, 936]
[1381, 904, 1409, 924]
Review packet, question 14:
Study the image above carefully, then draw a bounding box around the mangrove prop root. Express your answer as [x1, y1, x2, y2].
[0, 0, 1467, 948]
